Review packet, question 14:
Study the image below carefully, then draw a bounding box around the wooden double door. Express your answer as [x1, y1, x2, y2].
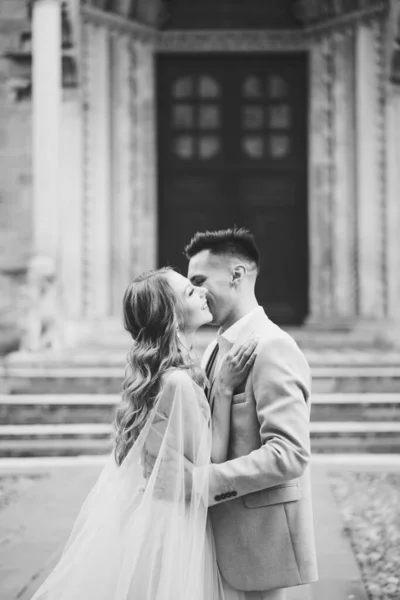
[157, 54, 308, 325]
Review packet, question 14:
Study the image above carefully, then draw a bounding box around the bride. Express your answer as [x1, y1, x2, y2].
[31, 268, 257, 600]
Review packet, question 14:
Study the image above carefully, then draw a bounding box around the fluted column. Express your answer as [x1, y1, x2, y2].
[59, 97, 84, 318]
[81, 21, 111, 317]
[385, 85, 400, 319]
[136, 40, 157, 273]
[355, 21, 385, 318]
[109, 33, 135, 313]
[32, 0, 62, 260]
[307, 35, 335, 323]
[331, 31, 357, 319]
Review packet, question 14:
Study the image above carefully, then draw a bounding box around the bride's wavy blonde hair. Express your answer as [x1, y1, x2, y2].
[114, 268, 205, 466]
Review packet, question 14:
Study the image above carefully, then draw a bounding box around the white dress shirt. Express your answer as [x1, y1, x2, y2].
[216, 306, 263, 368]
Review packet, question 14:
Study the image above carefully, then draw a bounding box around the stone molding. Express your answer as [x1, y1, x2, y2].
[294, 0, 388, 28]
[157, 29, 308, 52]
[81, 5, 158, 43]
[81, 0, 168, 27]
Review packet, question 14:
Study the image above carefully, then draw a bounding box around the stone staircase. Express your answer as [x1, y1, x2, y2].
[1, 332, 400, 457]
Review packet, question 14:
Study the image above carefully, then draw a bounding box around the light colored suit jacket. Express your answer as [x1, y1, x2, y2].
[201, 308, 318, 592]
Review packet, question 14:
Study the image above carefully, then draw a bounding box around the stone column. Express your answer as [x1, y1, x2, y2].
[109, 33, 135, 314]
[331, 31, 357, 319]
[136, 40, 157, 273]
[355, 21, 385, 318]
[59, 96, 83, 319]
[385, 85, 400, 319]
[307, 35, 335, 323]
[32, 0, 62, 260]
[81, 21, 111, 317]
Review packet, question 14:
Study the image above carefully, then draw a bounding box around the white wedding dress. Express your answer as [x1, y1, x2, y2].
[31, 369, 244, 600]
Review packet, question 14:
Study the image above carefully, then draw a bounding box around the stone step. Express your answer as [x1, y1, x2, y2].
[2, 365, 400, 393]
[3, 346, 400, 368]
[3, 421, 400, 437]
[0, 424, 112, 436]
[0, 438, 111, 458]
[1, 393, 400, 424]
[0, 421, 399, 457]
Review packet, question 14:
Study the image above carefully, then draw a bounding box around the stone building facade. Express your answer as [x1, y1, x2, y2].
[0, 0, 400, 350]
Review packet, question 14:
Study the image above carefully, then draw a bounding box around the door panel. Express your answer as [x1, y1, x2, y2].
[157, 54, 308, 325]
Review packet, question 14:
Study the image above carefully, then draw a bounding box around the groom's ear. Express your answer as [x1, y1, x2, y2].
[231, 265, 245, 287]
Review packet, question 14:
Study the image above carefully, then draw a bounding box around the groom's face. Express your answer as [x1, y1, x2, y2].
[187, 250, 234, 327]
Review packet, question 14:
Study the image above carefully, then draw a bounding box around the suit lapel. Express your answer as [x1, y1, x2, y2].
[209, 308, 270, 410]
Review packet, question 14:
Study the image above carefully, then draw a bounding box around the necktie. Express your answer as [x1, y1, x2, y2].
[205, 342, 219, 401]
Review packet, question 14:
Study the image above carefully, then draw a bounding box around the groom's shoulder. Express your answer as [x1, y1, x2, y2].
[257, 320, 308, 365]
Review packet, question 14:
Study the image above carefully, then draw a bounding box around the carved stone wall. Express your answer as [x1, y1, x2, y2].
[0, 2, 34, 351]
[307, 10, 396, 327]
[80, 10, 157, 320]
[355, 17, 387, 319]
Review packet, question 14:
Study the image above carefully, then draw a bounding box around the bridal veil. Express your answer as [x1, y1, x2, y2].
[30, 369, 239, 600]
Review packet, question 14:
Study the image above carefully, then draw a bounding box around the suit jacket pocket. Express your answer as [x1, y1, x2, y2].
[243, 483, 301, 508]
[232, 392, 247, 405]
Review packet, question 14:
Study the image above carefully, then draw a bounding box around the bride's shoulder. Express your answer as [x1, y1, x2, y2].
[160, 369, 209, 419]
[162, 368, 194, 389]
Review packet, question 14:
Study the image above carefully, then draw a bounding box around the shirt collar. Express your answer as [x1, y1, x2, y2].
[218, 306, 262, 345]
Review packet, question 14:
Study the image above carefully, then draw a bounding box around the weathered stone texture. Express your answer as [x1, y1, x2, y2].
[0, 10, 33, 351]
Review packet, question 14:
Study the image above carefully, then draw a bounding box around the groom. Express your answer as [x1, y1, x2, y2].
[185, 227, 318, 600]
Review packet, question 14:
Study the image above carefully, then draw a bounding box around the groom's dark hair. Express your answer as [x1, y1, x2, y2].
[184, 227, 260, 272]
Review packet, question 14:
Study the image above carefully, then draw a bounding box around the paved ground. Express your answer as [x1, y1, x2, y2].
[1, 455, 399, 600]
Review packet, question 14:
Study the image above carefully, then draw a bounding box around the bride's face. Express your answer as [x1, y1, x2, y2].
[167, 270, 212, 333]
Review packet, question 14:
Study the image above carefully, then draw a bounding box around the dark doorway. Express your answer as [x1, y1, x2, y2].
[157, 54, 308, 325]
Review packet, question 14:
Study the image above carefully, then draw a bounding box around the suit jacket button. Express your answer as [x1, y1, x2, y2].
[221, 493, 227, 499]
[215, 495, 221, 501]
[232, 491, 237, 497]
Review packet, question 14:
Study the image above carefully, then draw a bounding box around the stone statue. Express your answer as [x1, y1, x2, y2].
[20, 256, 62, 352]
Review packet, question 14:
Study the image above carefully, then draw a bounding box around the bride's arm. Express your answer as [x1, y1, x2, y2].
[210, 338, 258, 463]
